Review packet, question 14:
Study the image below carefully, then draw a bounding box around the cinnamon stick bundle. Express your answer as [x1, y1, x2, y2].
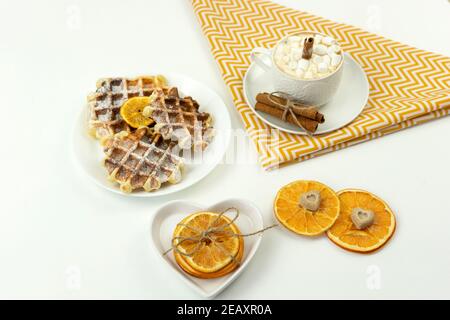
[256, 93, 325, 123]
[255, 102, 319, 133]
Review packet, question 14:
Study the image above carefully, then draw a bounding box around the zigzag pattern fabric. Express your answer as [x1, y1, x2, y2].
[192, 0, 450, 170]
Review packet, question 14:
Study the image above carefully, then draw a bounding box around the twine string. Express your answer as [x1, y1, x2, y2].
[267, 91, 315, 135]
[163, 208, 278, 267]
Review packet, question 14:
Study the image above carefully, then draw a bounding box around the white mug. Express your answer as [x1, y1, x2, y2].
[250, 32, 344, 106]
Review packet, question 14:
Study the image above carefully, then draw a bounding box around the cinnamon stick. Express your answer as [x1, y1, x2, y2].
[255, 102, 319, 133]
[302, 37, 314, 60]
[256, 93, 325, 123]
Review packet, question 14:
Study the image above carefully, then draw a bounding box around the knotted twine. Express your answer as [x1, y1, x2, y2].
[163, 208, 278, 266]
[267, 91, 317, 135]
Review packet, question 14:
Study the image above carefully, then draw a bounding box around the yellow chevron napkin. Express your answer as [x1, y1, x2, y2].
[192, 0, 450, 170]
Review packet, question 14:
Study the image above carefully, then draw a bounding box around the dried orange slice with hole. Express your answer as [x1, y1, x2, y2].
[327, 189, 396, 253]
[120, 96, 154, 128]
[274, 180, 340, 236]
[172, 212, 243, 276]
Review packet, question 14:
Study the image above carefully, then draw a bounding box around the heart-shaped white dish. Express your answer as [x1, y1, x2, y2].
[149, 199, 264, 298]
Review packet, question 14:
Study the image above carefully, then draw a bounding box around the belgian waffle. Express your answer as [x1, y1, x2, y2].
[87, 76, 169, 139]
[143, 89, 215, 150]
[102, 128, 184, 193]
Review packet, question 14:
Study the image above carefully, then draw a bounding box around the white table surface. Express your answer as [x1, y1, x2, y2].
[1, 0, 449, 300]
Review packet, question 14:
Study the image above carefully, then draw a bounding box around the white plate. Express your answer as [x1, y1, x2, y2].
[72, 73, 231, 197]
[149, 199, 264, 298]
[243, 54, 369, 135]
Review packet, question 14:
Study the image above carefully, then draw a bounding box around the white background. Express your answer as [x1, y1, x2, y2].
[1, 0, 449, 299]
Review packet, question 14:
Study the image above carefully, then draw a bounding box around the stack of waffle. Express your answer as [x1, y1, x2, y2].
[86, 75, 215, 193]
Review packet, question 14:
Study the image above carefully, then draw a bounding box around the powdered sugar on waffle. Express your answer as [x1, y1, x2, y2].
[103, 128, 184, 193]
[87, 76, 168, 139]
[143, 89, 215, 150]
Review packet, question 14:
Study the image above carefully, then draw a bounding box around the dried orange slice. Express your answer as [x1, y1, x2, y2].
[172, 212, 243, 277]
[327, 189, 396, 253]
[274, 180, 340, 236]
[119, 96, 154, 128]
[174, 238, 243, 279]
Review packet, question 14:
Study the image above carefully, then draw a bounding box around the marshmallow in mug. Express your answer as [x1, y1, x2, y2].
[274, 33, 343, 80]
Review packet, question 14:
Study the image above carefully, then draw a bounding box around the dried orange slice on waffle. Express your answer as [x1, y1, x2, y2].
[172, 212, 243, 278]
[120, 96, 154, 128]
[327, 189, 396, 253]
[274, 180, 340, 236]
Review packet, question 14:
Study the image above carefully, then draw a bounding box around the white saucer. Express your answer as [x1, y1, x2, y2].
[72, 73, 231, 197]
[243, 54, 369, 135]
